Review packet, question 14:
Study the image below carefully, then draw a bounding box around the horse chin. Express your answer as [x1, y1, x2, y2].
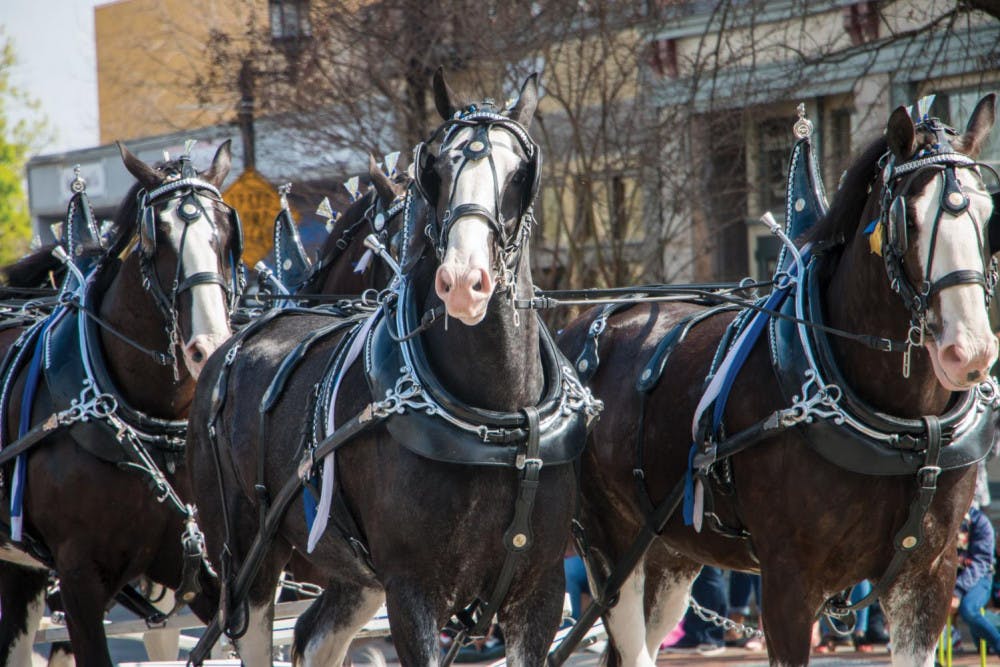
[924, 340, 980, 392]
[448, 306, 488, 326]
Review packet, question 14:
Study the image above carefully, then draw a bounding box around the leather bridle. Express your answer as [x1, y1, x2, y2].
[134, 158, 244, 374]
[875, 118, 999, 373]
[413, 108, 541, 294]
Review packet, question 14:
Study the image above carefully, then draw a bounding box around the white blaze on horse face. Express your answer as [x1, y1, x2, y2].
[913, 171, 998, 390]
[434, 127, 523, 325]
[161, 195, 232, 379]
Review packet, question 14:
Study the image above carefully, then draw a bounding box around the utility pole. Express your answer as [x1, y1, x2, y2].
[238, 58, 256, 171]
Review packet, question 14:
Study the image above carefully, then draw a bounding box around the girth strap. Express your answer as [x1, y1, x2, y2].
[823, 415, 943, 619]
[443, 406, 543, 667]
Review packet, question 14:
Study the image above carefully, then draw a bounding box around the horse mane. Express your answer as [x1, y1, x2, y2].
[102, 180, 145, 260]
[314, 189, 376, 266]
[805, 136, 888, 247]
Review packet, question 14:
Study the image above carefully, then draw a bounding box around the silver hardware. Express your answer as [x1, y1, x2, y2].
[774, 370, 845, 427]
[793, 103, 813, 139]
[794, 198, 805, 212]
[70, 165, 86, 193]
[279, 182, 292, 211]
[689, 597, 765, 639]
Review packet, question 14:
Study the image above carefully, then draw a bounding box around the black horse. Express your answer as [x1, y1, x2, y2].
[0, 142, 240, 666]
[290, 157, 408, 300]
[558, 95, 999, 666]
[187, 72, 599, 666]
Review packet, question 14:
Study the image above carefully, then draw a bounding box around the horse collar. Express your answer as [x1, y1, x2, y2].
[769, 259, 1000, 475]
[362, 280, 600, 467]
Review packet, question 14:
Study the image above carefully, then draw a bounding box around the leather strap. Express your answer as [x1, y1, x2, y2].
[442, 407, 543, 667]
[823, 415, 943, 618]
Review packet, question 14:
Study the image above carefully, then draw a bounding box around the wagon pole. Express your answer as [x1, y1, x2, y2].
[547, 477, 686, 666]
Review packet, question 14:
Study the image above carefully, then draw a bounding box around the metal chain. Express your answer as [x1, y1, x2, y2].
[688, 597, 765, 639]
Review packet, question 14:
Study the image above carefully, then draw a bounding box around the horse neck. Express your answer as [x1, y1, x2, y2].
[96, 253, 194, 418]
[421, 252, 543, 411]
[824, 233, 951, 417]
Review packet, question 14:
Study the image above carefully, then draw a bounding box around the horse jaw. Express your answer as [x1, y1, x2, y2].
[913, 173, 997, 390]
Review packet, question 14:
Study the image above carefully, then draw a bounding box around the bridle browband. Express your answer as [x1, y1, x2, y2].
[134, 157, 244, 375]
[875, 117, 999, 374]
[413, 107, 541, 294]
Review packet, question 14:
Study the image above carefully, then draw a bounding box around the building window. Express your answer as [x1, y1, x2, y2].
[843, 2, 879, 46]
[758, 117, 789, 219]
[932, 91, 1000, 170]
[648, 38, 678, 79]
[270, 0, 311, 42]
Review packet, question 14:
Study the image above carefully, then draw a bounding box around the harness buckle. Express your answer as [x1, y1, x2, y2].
[515, 455, 543, 471]
[917, 465, 942, 489]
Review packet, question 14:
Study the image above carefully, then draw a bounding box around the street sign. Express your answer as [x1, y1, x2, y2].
[223, 169, 286, 266]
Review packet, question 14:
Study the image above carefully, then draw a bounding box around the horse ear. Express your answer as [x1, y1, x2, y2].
[202, 139, 233, 188]
[886, 106, 916, 162]
[117, 141, 162, 189]
[511, 73, 540, 129]
[433, 67, 457, 120]
[369, 155, 398, 206]
[960, 94, 996, 159]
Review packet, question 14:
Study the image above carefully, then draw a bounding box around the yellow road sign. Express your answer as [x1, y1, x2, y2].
[223, 169, 286, 266]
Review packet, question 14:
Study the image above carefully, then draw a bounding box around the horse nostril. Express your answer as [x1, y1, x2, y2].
[191, 349, 205, 363]
[967, 369, 982, 382]
[473, 280, 482, 291]
[444, 282, 452, 293]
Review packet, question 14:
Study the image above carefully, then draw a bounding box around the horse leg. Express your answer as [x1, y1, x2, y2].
[759, 568, 823, 667]
[0, 562, 48, 666]
[141, 582, 179, 660]
[231, 548, 291, 667]
[56, 562, 116, 667]
[292, 581, 384, 666]
[603, 558, 656, 667]
[384, 578, 444, 667]
[45, 587, 74, 667]
[498, 562, 565, 666]
[642, 550, 701, 658]
[882, 564, 953, 667]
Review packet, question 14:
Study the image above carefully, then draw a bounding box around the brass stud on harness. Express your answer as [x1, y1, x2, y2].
[577, 359, 589, 372]
[947, 191, 965, 208]
[182, 202, 198, 217]
[470, 140, 485, 152]
[901, 535, 917, 549]
[512, 533, 527, 548]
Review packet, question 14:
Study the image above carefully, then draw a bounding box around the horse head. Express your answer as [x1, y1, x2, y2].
[117, 141, 242, 379]
[300, 157, 408, 298]
[875, 94, 997, 390]
[411, 70, 540, 325]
